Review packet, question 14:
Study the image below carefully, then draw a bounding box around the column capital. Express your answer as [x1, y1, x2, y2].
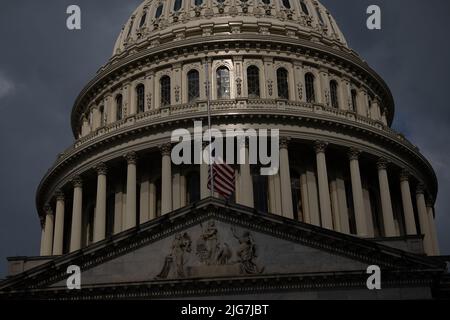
[44, 204, 53, 216]
[314, 141, 328, 154]
[280, 137, 290, 149]
[159, 143, 172, 156]
[348, 148, 361, 161]
[416, 183, 426, 196]
[72, 176, 83, 188]
[55, 190, 65, 201]
[400, 169, 410, 182]
[124, 151, 138, 165]
[95, 162, 108, 175]
[376, 158, 389, 171]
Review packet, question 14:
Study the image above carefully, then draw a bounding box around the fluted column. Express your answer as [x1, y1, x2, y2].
[239, 142, 254, 208]
[400, 170, 418, 235]
[52, 191, 65, 255]
[300, 172, 310, 223]
[124, 152, 137, 229]
[426, 198, 440, 256]
[268, 174, 282, 215]
[149, 181, 157, 220]
[42, 205, 54, 256]
[279, 138, 293, 219]
[314, 141, 333, 229]
[161, 144, 173, 215]
[40, 225, 46, 256]
[94, 163, 108, 242]
[416, 184, 433, 255]
[376, 159, 397, 237]
[70, 176, 83, 252]
[348, 149, 368, 236]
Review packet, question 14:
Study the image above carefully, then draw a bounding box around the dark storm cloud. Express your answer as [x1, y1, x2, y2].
[0, 0, 449, 277]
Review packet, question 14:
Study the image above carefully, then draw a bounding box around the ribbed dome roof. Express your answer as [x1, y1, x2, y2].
[113, 0, 348, 56]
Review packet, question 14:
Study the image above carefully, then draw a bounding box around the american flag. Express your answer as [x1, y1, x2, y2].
[208, 159, 236, 199]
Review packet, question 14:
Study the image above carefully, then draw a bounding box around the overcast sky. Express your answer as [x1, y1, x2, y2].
[0, 0, 449, 278]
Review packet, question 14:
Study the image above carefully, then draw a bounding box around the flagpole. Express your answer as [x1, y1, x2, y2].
[205, 57, 214, 197]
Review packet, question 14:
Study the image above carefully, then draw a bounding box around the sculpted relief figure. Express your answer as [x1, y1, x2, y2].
[231, 228, 264, 275]
[196, 221, 232, 265]
[156, 232, 192, 279]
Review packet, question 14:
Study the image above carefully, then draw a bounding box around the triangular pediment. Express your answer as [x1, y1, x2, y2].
[0, 198, 445, 298]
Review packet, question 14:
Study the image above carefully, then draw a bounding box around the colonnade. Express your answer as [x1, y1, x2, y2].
[40, 140, 440, 257]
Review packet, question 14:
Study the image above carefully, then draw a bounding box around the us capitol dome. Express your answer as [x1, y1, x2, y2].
[2, 0, 448, 300]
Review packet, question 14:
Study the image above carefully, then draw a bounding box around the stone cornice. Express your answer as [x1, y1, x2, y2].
[71, 34, 395, 136]
[2, 199, 446, 294]
[0, 270, 439, 300]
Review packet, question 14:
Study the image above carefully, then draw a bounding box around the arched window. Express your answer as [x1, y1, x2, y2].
[262, 0, 271, 4]
[160, 76, 171, 107]
[187, 70, 200, 102]
[305, 73, 315, 103]
[136, 84, 145, 113]
[351, 89, 358, 112]
[277, 68, 289, 99]
[155, 4, 164, 18]
[216, 67, 230, 99]
[174, 0, 183, 11]
[126, 20, 134, 38]
[330, 80, 339, 108]
[138, 12, 147, 28]
[300, 0, 309, 15]
[282, 0, 291, 9]
[315, 7, 325, 25]
[99, 106, 105, 127]
[247, 66, 260, 98]
[116, 94, 123, 120]
[195, 0, 203, 5]
[186, 171, 200, 204]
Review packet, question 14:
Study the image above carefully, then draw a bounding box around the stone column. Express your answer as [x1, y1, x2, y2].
[94, 163, 108, 242]
[114, 183, 123, 235]
[306, 167, 321, 226]
[239, 142, 254, 208]
[300, 172, 310, 223]
[336, 176, 351, 234]
[124, 152, 137, 230]
[161, 144, 173, 215]
[42, 205, 54, 256]
[348, 149, 368, 236]
[381, 108, 388, 126]
[377, 159, 397, 237]
[52, 191, 65, 255]
[149, 181, 157, 220]
[279, 138, 293, 219]
[314, 141, 333, 229]
[400, 170, 418, 235]
[40, 225, 46, 256]
[329, 179, 341, 232]
[416, 184, 433, 255]
[140, 174, 150, 224]
[70, 176, 83, 252]
[426, 198, 440, 256]
[172, 172, 181, 210]
[268, 174, 282, 215]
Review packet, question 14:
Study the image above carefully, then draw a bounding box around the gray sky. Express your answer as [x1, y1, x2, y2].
[0, 0, 449, 278]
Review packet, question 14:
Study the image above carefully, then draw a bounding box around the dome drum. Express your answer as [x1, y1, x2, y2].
[35, 0, 440, 260]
